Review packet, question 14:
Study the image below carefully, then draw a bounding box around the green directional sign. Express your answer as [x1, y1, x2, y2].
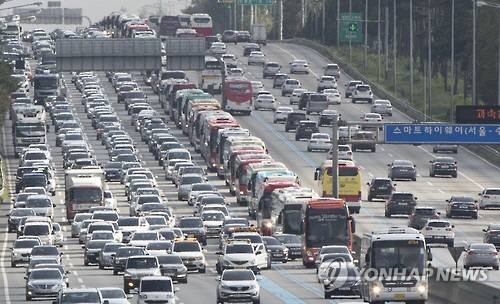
[340, 13, 363, 43]
[237, 0, 274, 5]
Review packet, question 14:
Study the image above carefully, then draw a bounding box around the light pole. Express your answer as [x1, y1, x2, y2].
[475, 0, 500, 105]
[428, 0, 432, 114]
[451, 0, 455, 121]
[410, 0, 413, 103]
[364, 0, 367, 71]
[472, 0, 477, 105]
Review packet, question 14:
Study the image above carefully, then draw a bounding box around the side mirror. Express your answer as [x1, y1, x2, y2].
[414, 197, 418, 200]
[174, 287, 180, 292]
[215, 276, 221, 281]
[429, 160, 432, 163]
[437, 212, 441, 215]
[24, 276, 28, 280]
[452, 225, 455, 228]
[483, 229, 487, 232]
[256, 251, 262, 255]
[314, 171, 318, 181]
[216, 251, 223, 255]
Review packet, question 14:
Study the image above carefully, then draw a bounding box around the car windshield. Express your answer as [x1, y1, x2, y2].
[86, 241, 108, 249]
[275, 235, 301, 244]
[127, 258, 158, 269]
[147, 242, 172, 250]
[173, 242, 200, 252]
[24, 225, 50, 235]
[117, 217, 139, 226]
[234, 235, 262, 243]
[61, 291, 101, 303]
[10, 209, 34, 216]
[103, 244, 123, 252]
[415, 209, 436, 215]
[192, 184, 214, 191]
[222, 270, 254, 281]
[117, 248, 143, 257]
[263, 237, 281, 246]
[99, 289, 125, 299]
[145, 217, 167, 225]
[392, 193, 414, 200]
[141, 280, 172, 292]
[92, 213, 118, 221]
[428, 221, 450, 228]
[393, 160, 413, 167]
[182, 176, 203, 184]
[32, 247, 58, 256]
[202, 213, 224, 221]
[434, 157, 454, 163]
[31, 269, 62, 280]
[132, 232, 158, 240]
[322, 253, 353, 263]
[157, 255, 183, 264]
[14, 240, 39, 248]
[451, 196, 474, 202]
[226, 244, 253, 254]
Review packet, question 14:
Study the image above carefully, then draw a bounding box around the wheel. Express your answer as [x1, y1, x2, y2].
[217, 296, 224, 304]
[412, 177, 417, 181]
[307, 147, 311, 152]
[472, 214, 478, 219]
[199, 266, 206, 273]
[99, 263, 104, 270]
[252, 298, 260, 304]
[84, 258, 88, 266]
[285, 127, 289, 132]
[124, 286, 130, 294]
[446, 212, 451, 218]
[430, 172, 435, 177]
[306, 111, 310, 115]
[448, 240, 454, 247]
[464, 265, 470, 270]
[385, 211, 391, 218]
[202, 240, 207, 246]
[494, 266, 499, 270]
[26, 295, 32, 301]
[371, 147, 376, 152]
[324, 291, 331, 299]
[368, 196, 373, 202]
[452, 173, 457, 178]
[11, 261, 15, 267]
[433, 148, 437, 153]
[113, 268, 118, 275]
[295, 135, 299, 141]
[180, 277, 188, 283]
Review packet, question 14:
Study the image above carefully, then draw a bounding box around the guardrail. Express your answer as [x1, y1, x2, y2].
[0, 155, 4, 203]
[280, 38, 500, 165]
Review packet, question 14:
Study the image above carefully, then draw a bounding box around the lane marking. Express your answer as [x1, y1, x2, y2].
[427, 182, 433, 186]
[77, 278, 83, 283]
[259, 275, 306, 304]
[388, 153, 393, 158]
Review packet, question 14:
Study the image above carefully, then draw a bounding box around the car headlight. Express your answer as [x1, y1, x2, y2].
[195, 256, 203, 261]
[372, 284, 381, 294]
[418, 283, 427, 293]
[220, 283, 230, 290]
[223, 259, 232, 266]
[27, 282, 35, 289]
[250, 283, 259, 290]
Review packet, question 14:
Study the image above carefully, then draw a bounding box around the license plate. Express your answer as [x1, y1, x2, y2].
[459, 206, 468, 209]
[274, 254, 283, 257]
[394, 294, 406, 300]
[305, 128, 312, 131]
[399, 203, 408, 205]
[339, 287, 350, 290]
[164, 271, 176, 276]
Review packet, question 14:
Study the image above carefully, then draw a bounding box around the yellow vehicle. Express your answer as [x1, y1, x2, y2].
[314, 160, 361, 213]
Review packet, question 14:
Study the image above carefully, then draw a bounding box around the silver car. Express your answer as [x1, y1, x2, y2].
[463, 243, 499, 270]
[25, 268, 66, 300]
[99, 243, 126, 269]
[11, 238, 41, 267]
[371, 99, 393, 116]
[53, 223, 64, 247]
[178, 174, 205, 201]
[71, 212, 92, 237]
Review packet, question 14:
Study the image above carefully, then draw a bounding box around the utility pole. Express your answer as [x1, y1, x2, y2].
[337, 0, 340, 48]
[322, 0, 325, 44]
[384, 1, 388, 78]
[349, 0, 352, 61]
[250, 5, 254, 26]
[301, 0, 305, 29]
[279, 0, 283, 40]
[428, 0, 432, 114]
[377, 0, 381, 82]
[332, 117, 339, 198]
[472, 0, 477, 105]
[364, 0, 368, 70]
[393, 0, 396, 93]
[234, 2, 237, 30]
[410, 0, 413, 103]
[241, 5, 244, 30]
[451, 0, 455, 121]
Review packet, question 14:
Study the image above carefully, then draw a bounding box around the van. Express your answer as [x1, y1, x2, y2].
[284, 112, 307, 132]
[136, 276, 178, 304]
[305, 93, 328, 115]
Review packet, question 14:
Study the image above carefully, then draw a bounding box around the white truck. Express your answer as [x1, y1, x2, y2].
[251, 24, 267, 46]
[64, 169, 106, 220]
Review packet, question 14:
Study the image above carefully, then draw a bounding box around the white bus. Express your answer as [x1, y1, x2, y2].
[360, 227, 431, 304]
[200, 56, 223, 94]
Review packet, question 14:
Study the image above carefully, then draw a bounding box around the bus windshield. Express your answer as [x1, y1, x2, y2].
[228, 83, 251, 94]
[305, 207, 349, 247]
[282, 205, 302, 235]
[371, 240, 425, 274]
[16, 124, 45, 137]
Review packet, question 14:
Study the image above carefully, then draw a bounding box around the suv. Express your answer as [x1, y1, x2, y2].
[137, 276, 177, 304]
[112, 246, 146, 275]
[281, 79, 301, 96]
[123, 255, 161, 293]
[483, 224, 500, 248]
[172, 239, 207, 273]
[385, 192, 417, 218]
[285, 112, 307, 132]
[367, 178, 395, 201]
[351, 84, 373, 103]
[295, 121, 319, 141]
[408, 207, 440, 230]
[423, 220, 455, 247]
[217, 269, 260, 304]
[345, 80, 363, 97]
[221, 30, 237, 43]
[317, 76, 337, 92]
[53, 288, 103, 304]
[263, 62, 280, 78]
[351, 131, 376, 152]
[272, 73, 290, 89]
[216, 240, 259, 274]
[324, 63, 340, 78]
[429, 156, 457, 178]
[478, 188, 500, 209]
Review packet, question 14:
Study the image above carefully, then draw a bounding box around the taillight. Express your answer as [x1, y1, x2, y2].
[347, 152, 352, 155]
[468, 251, 476, 255]
[484, 195, 490, 198]
[446, 228, 453, 231]
[425, 227, 433, 231]
[491, 252, 498, 256]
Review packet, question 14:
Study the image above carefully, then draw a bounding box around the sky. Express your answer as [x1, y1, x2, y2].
[2, 0, 192, 27]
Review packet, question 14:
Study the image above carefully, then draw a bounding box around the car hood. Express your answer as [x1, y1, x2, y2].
[12, 248, 32, 254]
[125, 268, 159, 276]
[266, 245, 286, 251]
[224, 253, 256, 262]
[136, 291, 172, 301]
[174, 252, 203, 258]
[29, 279, 63, 285]
[203, 220, 223, 227]
[221, 279, 256, 288]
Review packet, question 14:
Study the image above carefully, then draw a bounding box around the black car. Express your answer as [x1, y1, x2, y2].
[388, 160, 417, 181]
[445, 196, 478, 219]
[385, 192, 417, 217]
[15, 166, 39, 193]
[295, 121, 319, 141]
[262, 236, 288, 263]
[103, 162, 124, 181]
[429, 156, 457, 178]
[274, 234, 302, 260]
[319, 110, 340, 126]
[298, 91, 313, 109]
[367, 178, 395, 201]
[83, 240, 108, 266]
[285, 112, 307, 132]
[483, 224, 500, 248]
[243, 43, 261, 56]
[323, 263, 361, 299]
[7, 208, 35, 232]
[236, 31, 251, 42]
[19, 173, 47, 193]
[205, 35, 219, 49]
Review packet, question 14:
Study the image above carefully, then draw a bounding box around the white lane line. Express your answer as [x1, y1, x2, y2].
[427, 182, 433, 186]
[359, 166, 365, 170]
[380, 147, 385, 151]
[77, 278, 83, 283]
[438, 189, 445, 194]
[73, 270, 78, 276]
[388, 153, 393, 158]
[368, 172, 374, 177]
[0, 126, 11, 304]
[417, 146, 484, 189]
[69, 263, 74, 268]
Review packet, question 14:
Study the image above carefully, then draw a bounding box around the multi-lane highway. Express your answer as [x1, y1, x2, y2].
[1, 36, 498, 304]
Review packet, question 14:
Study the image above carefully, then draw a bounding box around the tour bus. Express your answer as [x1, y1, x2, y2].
[200, 56, 223, 94]
[176, 90, 212, 128]
[360, 227, 431, 304]
[178, 14, 191, 28]
[301, 198, 355, 267]
[200, 117, 239, 171]
[159, 15, 181, 39]
[241, 162, 286, 208]
[194, 110, 230, 152]
[166, 81, 197, 120]
[314, 159, 362, 214]
[250, 170, 299, 220]
[232, 153, 273, 196]
[256, 181, 299, 236]
[190, 13, 213, 37]
[273, 188, 319, 235]
[189, 109, 223, 150]
[183, 98, 220, 135]
[186, 105, 220, 138]
[215, 128, 251, 177]
[221, 136, 266, 179]
[222, 78, 253, 115]
[224, 147, 266, 187]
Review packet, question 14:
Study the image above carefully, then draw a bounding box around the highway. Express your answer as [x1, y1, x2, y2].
[1, 38, 498, 304]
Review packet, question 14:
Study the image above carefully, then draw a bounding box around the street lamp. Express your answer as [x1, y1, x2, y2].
[476, 0, 500, 105]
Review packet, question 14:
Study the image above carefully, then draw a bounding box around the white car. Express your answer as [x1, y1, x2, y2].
[338, 125, 361, 140]
[324, 63, 341, 78]
[210, 42, 227, 54]
[422, 219, 455, 247]
[317, 76, 337, 92]
[227, 68, 244, 78]
[231, 232, 271, 269]
[222, 53, 237, 68]
[250, 81, 264, 98]
[289, 88, 307, 105]
[248, 51, 265, 65]
[216, 240, 258, 274]
[351, 84, 373, 103]
[478, 188, 500, 209]
[129, 231, 160, 248]
[273, 106, 293, 123]
[307, 133, 331, 152]
[172, 240, 207, 273]
[361, 113, 383, 122]
[371, 99, 393, 116]
[104, 190, 117, 209]
[254, 94, 276, 110]
[290, 59, 309, 74]
[323, 89, 341, 105]
[335, 145, 354, 161]
[201, 210, 225, 237]
[281, 79, 301, 96]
